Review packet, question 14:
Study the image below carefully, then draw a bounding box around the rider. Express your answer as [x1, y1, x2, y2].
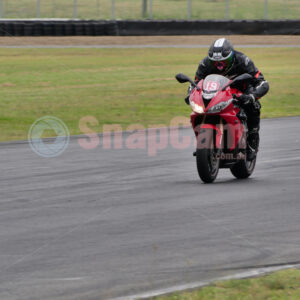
[185, 38, 269, 160]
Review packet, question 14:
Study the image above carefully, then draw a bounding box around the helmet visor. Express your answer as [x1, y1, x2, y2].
[209, 51, 234, 72]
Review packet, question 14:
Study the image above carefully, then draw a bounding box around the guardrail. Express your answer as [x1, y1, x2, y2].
[0, 20, 299, 36]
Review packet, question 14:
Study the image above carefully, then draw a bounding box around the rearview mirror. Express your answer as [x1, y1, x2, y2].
[175, 73, 191, 83]
[175, 73, 199, 90]
[222, 73, 253, 91]
[234, 73, 253, 82]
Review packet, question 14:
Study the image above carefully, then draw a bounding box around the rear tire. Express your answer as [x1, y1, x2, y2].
[230, 157, 256, 179]
[196, 129, 220, 183]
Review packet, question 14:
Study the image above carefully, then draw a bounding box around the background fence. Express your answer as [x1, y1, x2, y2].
[0, 0, 299, 20]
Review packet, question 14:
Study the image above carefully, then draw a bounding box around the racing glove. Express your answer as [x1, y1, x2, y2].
[233, 94, 255, 107]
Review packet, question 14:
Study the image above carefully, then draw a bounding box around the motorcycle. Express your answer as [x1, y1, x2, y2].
[175, 73, 257, 183]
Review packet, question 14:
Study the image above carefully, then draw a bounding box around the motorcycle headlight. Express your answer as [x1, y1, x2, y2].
[207, 99, 233, 114]
[190, 100, 204, 114]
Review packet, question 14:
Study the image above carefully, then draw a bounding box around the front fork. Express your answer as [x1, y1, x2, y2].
[193, 115, 224, 151]
[192, 114, 247, 157]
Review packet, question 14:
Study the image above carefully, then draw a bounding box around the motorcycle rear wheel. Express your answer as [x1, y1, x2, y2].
[230, 157, 256, 179]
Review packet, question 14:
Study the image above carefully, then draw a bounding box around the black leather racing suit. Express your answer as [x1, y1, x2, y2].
[194, 50, 269, 133]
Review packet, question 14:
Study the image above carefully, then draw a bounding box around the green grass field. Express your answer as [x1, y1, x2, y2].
[0, 47, 299, 142]
[1, 0, 299, 20]
[153, 268, 300, 300]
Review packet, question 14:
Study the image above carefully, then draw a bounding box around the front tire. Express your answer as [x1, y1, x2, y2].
[196, 129, 220, 183]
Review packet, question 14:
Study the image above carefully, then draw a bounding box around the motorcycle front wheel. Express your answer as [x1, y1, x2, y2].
[196, 129, 220, 183]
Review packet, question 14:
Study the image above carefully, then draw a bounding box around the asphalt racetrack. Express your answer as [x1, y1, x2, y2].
[0, 116, 300, 300]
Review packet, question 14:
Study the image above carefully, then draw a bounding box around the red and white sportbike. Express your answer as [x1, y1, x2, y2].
[176, 73, 256, 183]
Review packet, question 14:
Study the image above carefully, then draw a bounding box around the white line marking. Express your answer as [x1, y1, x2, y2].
[0, 45, 299, 49]
[109, 263, 300, 300]
[49, 277, 84, 281]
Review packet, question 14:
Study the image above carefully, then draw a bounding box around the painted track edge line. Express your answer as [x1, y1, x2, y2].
[0, 44, 300, 49]
[109, 263, 300, 300]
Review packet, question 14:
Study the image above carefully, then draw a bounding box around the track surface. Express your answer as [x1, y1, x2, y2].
[0, 117, 300, 300]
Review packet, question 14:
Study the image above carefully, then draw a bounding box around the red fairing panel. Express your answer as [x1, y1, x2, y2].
[189, 83, 246, 151]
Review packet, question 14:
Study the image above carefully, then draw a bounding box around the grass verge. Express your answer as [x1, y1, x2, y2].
[151, 268, 300, 300]
[0, 47, 299, 142]
[2, 0, 299, 20]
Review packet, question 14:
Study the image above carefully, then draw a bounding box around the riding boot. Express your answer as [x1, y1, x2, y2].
[247, 127, 259, 161]
[245, 100, 261, 161]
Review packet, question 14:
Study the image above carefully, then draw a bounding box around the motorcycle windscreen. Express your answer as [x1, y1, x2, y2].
[202, 74, 230, 100]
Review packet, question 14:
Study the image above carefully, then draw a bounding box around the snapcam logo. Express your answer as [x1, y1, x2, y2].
[28, 116, 70, 158]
